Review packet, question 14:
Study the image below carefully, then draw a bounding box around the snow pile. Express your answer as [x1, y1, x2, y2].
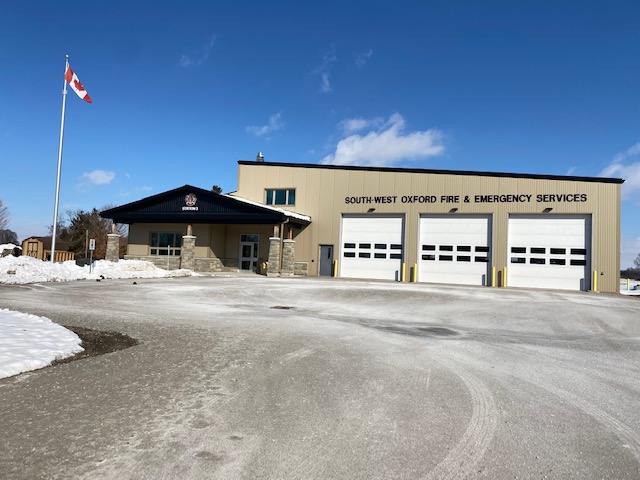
[0, 243, 21, 257]
[0, 255, 194, 285]
[620, 279, 640, 296]
[0, 309, 84, 379]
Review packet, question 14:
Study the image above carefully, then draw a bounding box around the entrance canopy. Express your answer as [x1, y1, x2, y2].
[100, 185, 311, 227]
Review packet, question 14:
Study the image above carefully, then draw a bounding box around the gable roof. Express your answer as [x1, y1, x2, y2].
[21, 237, 71, 251]
[100, 185, 311, 226]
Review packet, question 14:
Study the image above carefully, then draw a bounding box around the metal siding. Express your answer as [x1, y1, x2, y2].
[236, 163, 620, 292]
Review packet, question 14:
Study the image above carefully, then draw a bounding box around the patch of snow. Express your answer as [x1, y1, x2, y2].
[0, 309, 83, 379]
[0, 256, 194, 285]
[620, 279, 640, 296]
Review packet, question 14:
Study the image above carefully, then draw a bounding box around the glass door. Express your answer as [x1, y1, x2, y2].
[239, 234, 259, 271]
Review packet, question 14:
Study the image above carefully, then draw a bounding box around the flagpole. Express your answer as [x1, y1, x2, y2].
[51, 55, 69, 263]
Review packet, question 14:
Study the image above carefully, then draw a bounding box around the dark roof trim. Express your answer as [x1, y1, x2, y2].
[238, 160, 625, 184]
[100, 184, 310, 226]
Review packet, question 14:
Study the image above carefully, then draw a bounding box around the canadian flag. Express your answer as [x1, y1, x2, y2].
[64, 64, 92, 103]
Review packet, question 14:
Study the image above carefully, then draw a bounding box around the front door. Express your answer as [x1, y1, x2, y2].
[239, 235, 259, 271]
[319, 245, 334, 276]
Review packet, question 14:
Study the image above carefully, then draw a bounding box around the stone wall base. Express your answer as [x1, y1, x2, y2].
[293, 262, 308, 276]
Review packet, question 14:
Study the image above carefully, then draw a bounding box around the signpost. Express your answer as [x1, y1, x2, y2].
[89, 238, 95, 273]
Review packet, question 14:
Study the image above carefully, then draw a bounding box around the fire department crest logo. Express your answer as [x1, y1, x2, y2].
[182, 193, 199, 211]
[185, 194, 197, 207]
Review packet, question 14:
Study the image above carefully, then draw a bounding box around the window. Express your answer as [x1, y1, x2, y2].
[265, 188, 295, 206]
[457, 246, 471, 252]
[344, 243, 356, 249]
[440, 245, 453, 251]
[511, 247, 526, 254]
[150, 232, 181, 256]
[531, 247, 546, 254]
[240, 234, 259, 243]
[550, 248, 566, 255]
[457, 256, 471, 262]
[571, 248, 587, 255]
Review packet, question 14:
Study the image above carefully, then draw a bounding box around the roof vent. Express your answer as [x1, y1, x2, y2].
[256, 151, 265, 162]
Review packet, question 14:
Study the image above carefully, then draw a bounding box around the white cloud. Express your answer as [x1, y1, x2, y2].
[355, 48, 373, 68]
[322, 113, 445, 167]
[246, 112, 285, 137]
[339, 117, 384, 134]
[82, 170, 115, 185]
[179, 35, 217, 67]
[313, 47, 336, 93]
[600, 142, 640, 201]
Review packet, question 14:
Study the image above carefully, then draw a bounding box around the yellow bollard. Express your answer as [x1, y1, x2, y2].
[593, 270, 598, 292]
[503, 267, 507, 287]
[413, 263, 417, 282]
[401, 263, 406, 282]
[333, 260, 338, 278]
[491, 266, 496, 287]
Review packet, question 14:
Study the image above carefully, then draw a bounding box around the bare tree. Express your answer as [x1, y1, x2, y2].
[61, 206, 127, 259]
[0, 200, 9, 230]
[635, 253, 640, 269]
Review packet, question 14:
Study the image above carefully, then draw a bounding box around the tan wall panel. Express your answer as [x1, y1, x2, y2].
[236, 163, 620, 291]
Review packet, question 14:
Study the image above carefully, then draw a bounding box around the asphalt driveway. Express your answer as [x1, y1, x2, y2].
[1, 276, 639, 479]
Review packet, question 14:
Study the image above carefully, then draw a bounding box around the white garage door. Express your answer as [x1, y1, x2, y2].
[418, 215, 491, 286]
[340, 215, 404, 281]
[508, 215, 591, 291]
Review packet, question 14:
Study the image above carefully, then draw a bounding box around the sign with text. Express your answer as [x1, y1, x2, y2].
[344, 193, 588, 205]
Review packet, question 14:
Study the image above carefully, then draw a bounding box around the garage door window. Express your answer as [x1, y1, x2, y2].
[343, 242, 403, 260]
[509, 245, 588, 267]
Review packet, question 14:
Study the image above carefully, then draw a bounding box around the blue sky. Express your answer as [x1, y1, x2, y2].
[1, 1, 639, 267]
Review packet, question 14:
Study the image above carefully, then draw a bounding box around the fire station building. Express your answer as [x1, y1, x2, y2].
[101, 159, 623, 293]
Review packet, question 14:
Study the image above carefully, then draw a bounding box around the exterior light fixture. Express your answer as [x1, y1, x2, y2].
[543, 207, 553, 213]
[367, 208, 376, 213]
[449, 208, 458, 213]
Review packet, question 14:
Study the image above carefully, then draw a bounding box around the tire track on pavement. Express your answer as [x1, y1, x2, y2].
[423, 361, 498, 480]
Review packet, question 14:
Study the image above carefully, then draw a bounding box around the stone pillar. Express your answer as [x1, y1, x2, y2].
[267, 236, 281, 277]
[106, 234, 120, 262]
[181, 235, 196, 271]
[281, 239, 295, 276]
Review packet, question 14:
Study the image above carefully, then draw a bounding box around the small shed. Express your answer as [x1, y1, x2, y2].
[21, 237, 75, 262]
